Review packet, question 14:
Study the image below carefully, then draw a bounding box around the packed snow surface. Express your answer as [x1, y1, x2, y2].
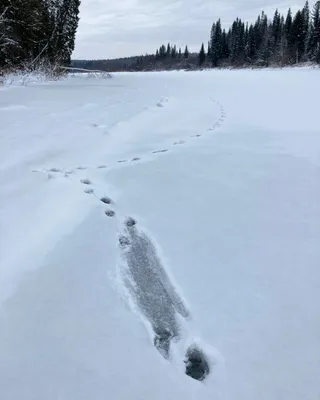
[0, 69, 319, 399]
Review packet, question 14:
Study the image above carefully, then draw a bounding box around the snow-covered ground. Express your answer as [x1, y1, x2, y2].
[0, 69, 319, 399]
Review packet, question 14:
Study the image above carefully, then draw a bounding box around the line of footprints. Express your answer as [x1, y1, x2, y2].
[33, 100, 226, 178]
[79, 178, 116, 218]
[74, 101, 225, 215]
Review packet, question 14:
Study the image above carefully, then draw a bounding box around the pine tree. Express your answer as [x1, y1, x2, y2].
[230, 18, 245, 64]
[178, 47, 182, 58]
[285, 8, 293, 45]
[221, 29, 229, 59]
[199, 43, 206, 65]
[279, 15, 286, 65]
[171, 44, 177, 58]
[272, 9, 281, 46]
[302, 1, 310, 59]
[1, 0, 48, 67]
[246, 24, 256, 61]
[258, 12, 271, 64]
[51, 0, 81, 65]
[0, 1, 14, 67]
[0, 0, 80, 69]
[292, 10, 305, 63]
[184, 45, 189, 59]
[209, 22, 216, 64]
[307, 1, 320, 62]
[159, 45, 166, 58]
[211, 19, 222, 66]
[166, 43, 171, 57]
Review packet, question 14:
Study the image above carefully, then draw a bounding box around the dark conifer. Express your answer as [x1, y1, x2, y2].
[199, 43, 206, 65]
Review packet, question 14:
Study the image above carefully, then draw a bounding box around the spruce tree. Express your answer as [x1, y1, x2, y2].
[184, 45, 189, 59]
[207, 41, 211, 59]
[211, 19, 222, 66]
[166, 43, 171, 57]
[246, 25, 256, 61]
[209, 22, 216, 63]
[159, 45, 166, 58]
[302, 0, 310, 59]
[272, 9, 281, 46]
[199, 43, 206, 65]
[222, 29, 230, 59]
[292, 10, 305, 63]
[308, 1, 320, 62]
[51, 0, 81, 65]
[171, 45, 177, 58]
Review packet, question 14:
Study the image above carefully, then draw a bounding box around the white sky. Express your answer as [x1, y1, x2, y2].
[74, 0, 303, 60]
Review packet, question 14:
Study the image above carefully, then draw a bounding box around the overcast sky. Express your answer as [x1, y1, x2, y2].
[74, 0, 302, 60]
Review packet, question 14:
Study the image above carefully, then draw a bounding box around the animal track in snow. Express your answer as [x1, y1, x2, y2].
[152, 149, 168, 154]
[100, 196, 113, 204]
[105, 209, 116, 217]
[119, 235, 131, 248]
[80, 178, 92, 185]
[125, 217, 137, 227]
[185, 345, 210, 382]
[48, 167, 61, 173]
[36, 157, 219, 381]
[84, 188, 94, 194]
[31, 98, 226, 184]
[173, 140, 185, 146]
[156, 97, 169, 108]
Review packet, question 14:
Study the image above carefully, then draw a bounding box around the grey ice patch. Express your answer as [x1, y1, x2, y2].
[120, 223, 189, 358]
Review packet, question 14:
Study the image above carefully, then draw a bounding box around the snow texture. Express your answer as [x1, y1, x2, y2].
[0, 69, 320, 400]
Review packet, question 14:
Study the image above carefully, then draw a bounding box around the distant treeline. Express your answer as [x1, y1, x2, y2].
[0, 0, 80, 71]
[73, 1, 320, 72]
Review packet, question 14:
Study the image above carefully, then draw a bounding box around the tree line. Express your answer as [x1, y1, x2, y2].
[74, 1, 320, 72]
[0, 0, 80, 71]
[206, 1, 320, 67]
